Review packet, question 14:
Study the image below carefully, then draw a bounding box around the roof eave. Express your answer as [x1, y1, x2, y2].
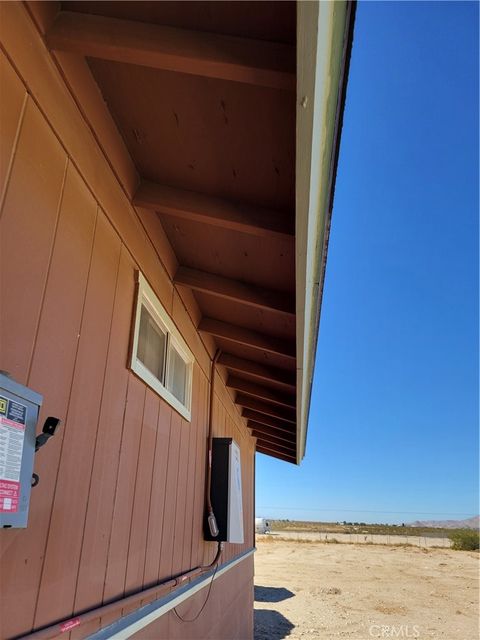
[295, 0, 356, 464]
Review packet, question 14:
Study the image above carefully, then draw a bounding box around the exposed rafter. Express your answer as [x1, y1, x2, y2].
[256, 444, 296, 463]
[218, 353, 296, 390]
[134, 181, 294, 240]
[247, 422, 295, 444]
[255, 435, 295, 455]
[242, 409, 295, 433]
[236, 394, 295, 423]
[46, 11, 296, 90]
[199, 318, 296, 359]
[175, 267, 294, 316]
[227, 376, 295, 409]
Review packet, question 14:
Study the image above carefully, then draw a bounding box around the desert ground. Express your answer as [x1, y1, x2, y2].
[254, 537, 479, 640]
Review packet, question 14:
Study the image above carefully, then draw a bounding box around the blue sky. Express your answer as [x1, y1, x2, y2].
[256, 1, 479, 524]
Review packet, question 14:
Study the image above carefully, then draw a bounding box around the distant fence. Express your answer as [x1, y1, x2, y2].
[269, 530, 452, 548]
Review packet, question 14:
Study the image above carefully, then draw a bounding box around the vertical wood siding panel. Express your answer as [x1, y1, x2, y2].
[170, 414, 190, 576]
[180, 364, 200, 572]
[208, 559, 254, 639]
[33, 211, 121, 629]
[135, 206, 178, 280]
[191, 371, 208, 568]
[0, 5, 178, 340]
[172, 291, 211, 384]
[0, 100, 66, 383]
[166, 555, 253, 640]
[0, 162, 96, 638]
[0, 52, 27, 198]
[158, 411, 182, 581]
[123, 389, 160, 606]
[102, 374, 146, 607]
[143, 402, 172, 588]
[131, 615, 170, 640]
[70, 247, 135, 635]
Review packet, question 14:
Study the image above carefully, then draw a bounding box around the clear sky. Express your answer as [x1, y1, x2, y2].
[256, 1, 479, 525]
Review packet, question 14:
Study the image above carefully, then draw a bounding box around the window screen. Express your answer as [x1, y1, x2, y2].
[131, 273, 194, 421]
[167, 343, 188, 405]
[137, 305, 166, 382]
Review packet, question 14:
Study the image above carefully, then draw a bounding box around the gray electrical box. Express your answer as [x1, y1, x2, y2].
[205, 438, 244, 543]
[0, 373, 42, 528]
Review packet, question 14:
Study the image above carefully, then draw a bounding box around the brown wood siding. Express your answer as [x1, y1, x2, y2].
[0, 14, 255, 640]
[129, 554, 254, 640]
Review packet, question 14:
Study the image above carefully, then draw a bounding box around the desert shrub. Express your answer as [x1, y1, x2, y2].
[448, 529, 480, 551]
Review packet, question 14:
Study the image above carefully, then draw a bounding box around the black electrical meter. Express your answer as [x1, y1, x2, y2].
[0, 372, 43, 528]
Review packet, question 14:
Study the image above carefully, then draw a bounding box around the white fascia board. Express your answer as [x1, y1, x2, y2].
[296, 1, 351, 464]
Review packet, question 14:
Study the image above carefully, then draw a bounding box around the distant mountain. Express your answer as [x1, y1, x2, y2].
[410, 516, 479, 530]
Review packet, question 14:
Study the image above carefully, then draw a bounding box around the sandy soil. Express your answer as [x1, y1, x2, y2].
[254, 538, 479, 640]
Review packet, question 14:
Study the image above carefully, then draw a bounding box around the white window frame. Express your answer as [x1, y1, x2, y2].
[130, 272, 194, 421]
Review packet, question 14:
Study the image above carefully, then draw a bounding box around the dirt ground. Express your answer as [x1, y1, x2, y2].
[254, 538, 479, 640]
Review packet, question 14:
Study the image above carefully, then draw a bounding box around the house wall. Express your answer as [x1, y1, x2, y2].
[0, 4, 255, 639]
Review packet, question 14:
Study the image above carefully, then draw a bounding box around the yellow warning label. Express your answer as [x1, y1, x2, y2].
[0, 397, 7, 415]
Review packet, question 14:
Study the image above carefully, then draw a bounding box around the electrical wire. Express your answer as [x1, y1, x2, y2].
[173, 542, 222, 622]
[172, 562, 219, 623]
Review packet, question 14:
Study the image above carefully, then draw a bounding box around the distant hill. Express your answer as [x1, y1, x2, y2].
[410, 516, 479, 530]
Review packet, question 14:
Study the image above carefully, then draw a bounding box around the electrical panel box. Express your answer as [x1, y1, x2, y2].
[205, 438, 244, 543]
[0, 373, 42, 528]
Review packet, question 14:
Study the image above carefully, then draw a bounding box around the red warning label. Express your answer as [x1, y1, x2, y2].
[0, 480, 20, 513]
[60, 618, 81, 632]
[0, 395, 27, 514]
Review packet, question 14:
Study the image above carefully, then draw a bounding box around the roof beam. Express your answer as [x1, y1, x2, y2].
[46, 12, 296, 90]
[218, 353, 296, 390]
[248, 422, 296, 445]
[199, 318, 296, 359]
[255, 436, 295, 455]
[227, 376, 295, 409]
[236, 394, 296, 423]
[134, 181, 294, 240]
[175, 267, 294, 316]
[242, 409, 295, 433]
[256, 444, 296, 464]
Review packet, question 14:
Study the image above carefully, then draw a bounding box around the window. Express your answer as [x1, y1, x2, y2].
[131, 273, 194, 420]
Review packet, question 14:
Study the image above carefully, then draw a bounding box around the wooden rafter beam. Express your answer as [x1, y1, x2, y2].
[198, 318, 296, 360]
[227, 376, 295, 409]
[218, 353, 296, 390]
[46, 11, 296, 90]
[175, 266, 294, 316]
[248, 422, 295, 445]
[255, 436, 295, 455]
[256, 444, 296, 463]
[236, 394, 295, 423]
[242, 409, 295, 433]
[134, 181, 294, 240]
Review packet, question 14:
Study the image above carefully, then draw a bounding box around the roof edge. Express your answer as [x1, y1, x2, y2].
[295, 0, 356, 464]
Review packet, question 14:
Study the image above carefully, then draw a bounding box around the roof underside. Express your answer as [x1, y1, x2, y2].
[45, 0, 353, 464]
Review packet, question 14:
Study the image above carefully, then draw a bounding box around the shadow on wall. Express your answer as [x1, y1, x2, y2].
[254, 609, 295, 640]
[254, 585, 295, 603]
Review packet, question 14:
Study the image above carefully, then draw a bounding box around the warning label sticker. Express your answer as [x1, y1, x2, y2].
[0, 395, 27, 513]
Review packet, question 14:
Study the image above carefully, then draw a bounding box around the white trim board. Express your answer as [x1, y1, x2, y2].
[295, 1, 352, 463]
[86, 548, 255, 640]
